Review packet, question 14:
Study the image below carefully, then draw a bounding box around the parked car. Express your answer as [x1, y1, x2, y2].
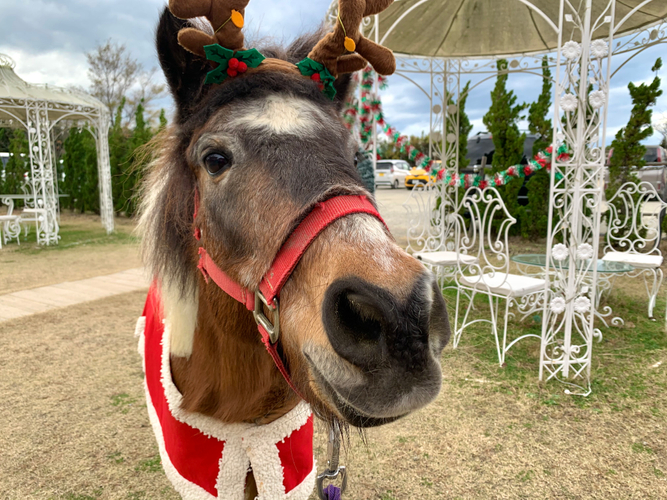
[405, 160, 437, 189]
[464, 132, 541, 168]
[606, 145, 667, 165]
[605, 145, 667, 200]
[375, 159, 411, 189]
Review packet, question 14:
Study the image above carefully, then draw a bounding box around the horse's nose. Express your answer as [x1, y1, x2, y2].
[322, 273, 450, 371]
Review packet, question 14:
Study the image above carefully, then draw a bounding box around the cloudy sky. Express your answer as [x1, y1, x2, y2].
[1, 0, 665, 146]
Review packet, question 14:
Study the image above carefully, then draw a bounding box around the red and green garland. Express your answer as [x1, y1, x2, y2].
[439, 144, 568, 189]
[342, 66, 568, 187]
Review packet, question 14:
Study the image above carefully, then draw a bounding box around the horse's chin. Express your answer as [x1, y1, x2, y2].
[306, 358, 407, 428]
[302, 344, 443, 428]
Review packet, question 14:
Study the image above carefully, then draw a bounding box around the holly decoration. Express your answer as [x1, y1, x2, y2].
[296, 58, 337, 100]
[203, 44, 266, 84]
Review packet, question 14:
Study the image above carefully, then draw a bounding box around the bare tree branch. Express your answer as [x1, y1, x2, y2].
[86, 39, 140, 116]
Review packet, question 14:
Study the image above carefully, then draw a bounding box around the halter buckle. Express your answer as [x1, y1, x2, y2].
[253, 290, 280, 344]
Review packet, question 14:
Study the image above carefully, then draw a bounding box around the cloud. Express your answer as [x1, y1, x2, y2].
[0, 0, 666, 148]
[0, 46, 89, 89]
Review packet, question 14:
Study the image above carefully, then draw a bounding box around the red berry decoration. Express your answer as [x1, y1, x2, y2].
[237, 61, 248, 73]
[311, 73, 321, 82]
[228, 58, 239, 70]
[227, 68, 238, 78]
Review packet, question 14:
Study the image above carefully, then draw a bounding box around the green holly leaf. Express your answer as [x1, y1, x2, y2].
[322, 80, 337, 100]
[297, 58, 338, 100]
[204, 44, 234, 66]
[205, 66, 228, 85]
[236, 48, 266, 69]
[296, 57, 324, 76]
[204, 44, 234, 85]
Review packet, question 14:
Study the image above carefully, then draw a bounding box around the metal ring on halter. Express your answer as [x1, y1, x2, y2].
[253, 290, 280, 344]
[316, 423, 347, 499]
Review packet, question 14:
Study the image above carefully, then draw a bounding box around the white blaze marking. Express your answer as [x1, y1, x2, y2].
[230, 95, 323, 134]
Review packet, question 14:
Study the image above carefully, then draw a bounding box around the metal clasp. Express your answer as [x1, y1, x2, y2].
[316, 423, 347, 499]
[253, 290, 280, 344]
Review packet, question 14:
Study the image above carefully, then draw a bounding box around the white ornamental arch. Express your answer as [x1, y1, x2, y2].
[0, 54, 114, 245]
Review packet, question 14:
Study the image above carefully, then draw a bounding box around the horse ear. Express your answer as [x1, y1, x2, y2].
[156, 7, 210, 122]
[332, 73, 354, 112]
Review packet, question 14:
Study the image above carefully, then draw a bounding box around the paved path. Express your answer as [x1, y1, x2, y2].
[0, 268, 148, 322]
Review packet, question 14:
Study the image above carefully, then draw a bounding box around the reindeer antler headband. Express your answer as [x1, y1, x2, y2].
[168, 0, 396, 100]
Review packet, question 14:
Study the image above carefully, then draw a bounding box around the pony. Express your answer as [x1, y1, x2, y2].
[136, 1, 451, 498]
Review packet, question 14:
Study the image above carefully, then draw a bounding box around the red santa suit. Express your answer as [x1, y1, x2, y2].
[136, 286, 316, 499]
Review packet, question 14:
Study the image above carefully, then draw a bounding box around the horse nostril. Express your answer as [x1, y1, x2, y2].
[338, 292, 383, 344]
[322, 276, 450, 373]
[322, 280, 394, 370]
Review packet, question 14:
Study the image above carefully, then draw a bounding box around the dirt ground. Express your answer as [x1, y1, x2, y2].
[1, 290, 665, 499]
[1, 197, 666, 499]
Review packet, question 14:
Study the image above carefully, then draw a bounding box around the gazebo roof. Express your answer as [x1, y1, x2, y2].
[0, 54, 106, 126]
[376, 0, 667, 59]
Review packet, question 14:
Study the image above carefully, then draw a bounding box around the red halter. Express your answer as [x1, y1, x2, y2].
[194, 191, 387, 399]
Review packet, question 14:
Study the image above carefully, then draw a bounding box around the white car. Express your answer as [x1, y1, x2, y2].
[375, 159, 411, 189]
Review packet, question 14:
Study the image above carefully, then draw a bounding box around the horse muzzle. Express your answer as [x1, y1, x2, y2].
[305, 272, 450, 427]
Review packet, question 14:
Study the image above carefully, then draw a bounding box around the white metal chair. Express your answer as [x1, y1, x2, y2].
[0, 197, 21, 248]
[407, 183, 479, 286]
[453, 187, 546, 365]
[602, 181, 667, 319]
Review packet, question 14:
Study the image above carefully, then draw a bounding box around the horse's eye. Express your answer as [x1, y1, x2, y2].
[204, 153, 231, 177]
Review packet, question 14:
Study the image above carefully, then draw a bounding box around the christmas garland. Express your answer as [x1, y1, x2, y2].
[342, 67, 569, 187]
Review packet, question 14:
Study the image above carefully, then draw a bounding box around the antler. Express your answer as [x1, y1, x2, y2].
[168, 0, 250, 57]
[308, 0, 396, 77]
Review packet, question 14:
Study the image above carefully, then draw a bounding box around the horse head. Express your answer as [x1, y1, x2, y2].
[140, 0, 451, 429]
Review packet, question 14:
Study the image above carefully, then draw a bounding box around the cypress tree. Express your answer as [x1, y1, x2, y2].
[2, 129, 29, 201]
[522, 56, 554, 239]
[61, 128, 98, 213]
[122, 100, 152, 216]
[0, 128, 10, 153]
[483, 60, 528, 233]
[483, 59, 528, 173]
[457, 81, 473, 168]
[608, 58, 663, 193]
[109, 98, 129, 214]
[528, 56, 553, 155]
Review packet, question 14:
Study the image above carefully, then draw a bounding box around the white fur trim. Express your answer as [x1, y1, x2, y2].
[135, 316, 146, 338]
[144, 380, 218, 500]
[162, 281, 199, 358]
[135, 317, 146, 360]
[216, 437, 249, 500]
[285, 467, 317, 500]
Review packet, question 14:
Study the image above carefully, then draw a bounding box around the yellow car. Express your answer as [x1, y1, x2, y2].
[405, 166, 432, 189]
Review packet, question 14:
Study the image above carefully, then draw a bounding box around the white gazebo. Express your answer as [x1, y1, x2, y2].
[0, 54, 114, 244]
[342, 0, 667, 394]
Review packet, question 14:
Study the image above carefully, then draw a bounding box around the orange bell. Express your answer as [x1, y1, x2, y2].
[344, 37, 356, 52]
